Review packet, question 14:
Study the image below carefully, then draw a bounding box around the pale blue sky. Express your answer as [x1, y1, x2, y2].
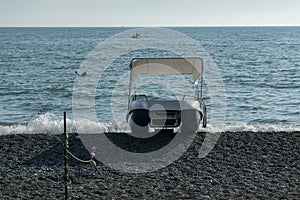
[0, 0, 299, 26]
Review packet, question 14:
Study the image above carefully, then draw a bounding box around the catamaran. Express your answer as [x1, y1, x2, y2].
[126, 58, 206, 134]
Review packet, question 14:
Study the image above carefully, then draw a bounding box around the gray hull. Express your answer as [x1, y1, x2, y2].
[128, 109, 150, 133]
[127, 102, 202, 134]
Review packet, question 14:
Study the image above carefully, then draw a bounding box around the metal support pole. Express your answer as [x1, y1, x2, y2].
[63, 112, 69, 200]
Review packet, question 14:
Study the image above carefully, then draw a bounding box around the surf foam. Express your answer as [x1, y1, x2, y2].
[0, 113, 299, 135]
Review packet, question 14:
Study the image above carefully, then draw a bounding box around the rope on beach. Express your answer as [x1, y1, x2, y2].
[66, 149, 91, 163]
[62, 112, 99, 200]
[66, 149, 99, 173]
[66, 176, 72, 185]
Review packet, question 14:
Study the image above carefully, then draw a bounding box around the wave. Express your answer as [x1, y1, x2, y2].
[199, 123, 300, 133]
[0, 113, 129, 135]
[0, 113, 299, 135]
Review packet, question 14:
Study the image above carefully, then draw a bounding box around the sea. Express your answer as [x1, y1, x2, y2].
[0, 27, 299, 135]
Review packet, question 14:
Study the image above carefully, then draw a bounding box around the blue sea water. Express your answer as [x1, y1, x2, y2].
[0, 27, 299, 134]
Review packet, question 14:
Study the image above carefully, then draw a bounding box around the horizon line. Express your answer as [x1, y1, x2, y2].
[0, 24, 299, 28]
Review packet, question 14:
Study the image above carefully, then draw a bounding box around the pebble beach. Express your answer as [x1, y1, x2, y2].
[0, 131, 299, 199]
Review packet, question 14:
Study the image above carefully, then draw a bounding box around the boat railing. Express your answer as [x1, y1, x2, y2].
[131, 94, 148, 101]
[182, 94, 196, 101]
[197, 98, 207, 128]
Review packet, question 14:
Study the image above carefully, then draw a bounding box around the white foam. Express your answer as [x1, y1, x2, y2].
[0, 113, 130, 135]
[0, 113, 299, 135]
[199, 122, 300, 133]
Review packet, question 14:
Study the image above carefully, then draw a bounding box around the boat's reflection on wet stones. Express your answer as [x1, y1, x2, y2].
[105, 130, 176, 153]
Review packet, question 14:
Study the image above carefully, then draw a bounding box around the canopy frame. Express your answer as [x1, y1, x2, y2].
[129, 58, 203, 82]
[128, 57, 204, 108]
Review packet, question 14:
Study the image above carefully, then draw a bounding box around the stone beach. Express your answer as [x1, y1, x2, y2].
[0, 131, 299, 199]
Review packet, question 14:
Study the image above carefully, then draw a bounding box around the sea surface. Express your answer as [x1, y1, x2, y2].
[0, 27, 299, 134]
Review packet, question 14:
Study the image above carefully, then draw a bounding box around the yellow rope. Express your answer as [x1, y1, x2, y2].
[66, 149, 91, 163]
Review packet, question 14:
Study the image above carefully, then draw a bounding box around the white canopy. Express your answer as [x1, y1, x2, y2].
[129, 58, 203, 82]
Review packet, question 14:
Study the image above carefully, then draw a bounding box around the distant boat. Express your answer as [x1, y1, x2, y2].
[132, 33, 141, 39]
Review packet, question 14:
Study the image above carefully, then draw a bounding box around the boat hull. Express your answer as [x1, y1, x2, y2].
[127, 106, 202, 134]
[180, 110, 202, 133]
[128, 109, 150, 133]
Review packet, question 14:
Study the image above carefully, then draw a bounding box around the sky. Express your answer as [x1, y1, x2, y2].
[0, 0, 300, 27]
